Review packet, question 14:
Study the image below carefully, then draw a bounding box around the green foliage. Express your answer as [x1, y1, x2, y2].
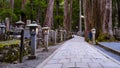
[0, 9, 17, 22]
[53, 0, 64, 29]
[0, 40, 20, 48]
[97, 33, 116, 42]
[72, 0, 79, 31]
[0, 0, 81, 30]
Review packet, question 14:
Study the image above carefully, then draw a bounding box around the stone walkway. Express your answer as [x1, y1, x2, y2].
[37, 36, 120, 68]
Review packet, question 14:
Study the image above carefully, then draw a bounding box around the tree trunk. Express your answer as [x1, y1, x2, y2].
[83, 0, 113, 40]
[64, 0, 69, 31]
[70, 0, 73, 31]
[44, 0, 54, 28]
[10, 0, 14, 9]
[102, 0, 113, 36]
[116, 0, 120, 28]
[84, 0, 93, 40]
[22, 0, 27, 10]
[56, 0, 60, 28]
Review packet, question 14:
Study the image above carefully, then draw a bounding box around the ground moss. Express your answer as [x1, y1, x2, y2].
[97, 33, 116, 42]
[0, 40, 20, 48]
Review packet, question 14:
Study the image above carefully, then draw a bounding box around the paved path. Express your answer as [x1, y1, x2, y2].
[37, 36, 120, 68]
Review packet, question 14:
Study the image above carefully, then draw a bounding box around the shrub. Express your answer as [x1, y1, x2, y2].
[97, 33, 116, 42]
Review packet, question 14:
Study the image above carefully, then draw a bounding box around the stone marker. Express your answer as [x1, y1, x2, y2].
[42, 27, 50, 51]
[91, 28, 96, 45]
[5, 17, 10, 31]
[55, 29, 58, 44]
[60, 29, 63, 42]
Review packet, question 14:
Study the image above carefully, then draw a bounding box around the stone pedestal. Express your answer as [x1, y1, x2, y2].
[28, 31, 37, 59]
[32, 32, 36, 53]
[5, 17, 10, 31]
[27, 23, 38, 59]
[42, 27, 50, 52]
[91, 28, 96, 45]
[55, 30, 58, 44]
[60, 30, 63, 42]
[44, 34, 49, 51]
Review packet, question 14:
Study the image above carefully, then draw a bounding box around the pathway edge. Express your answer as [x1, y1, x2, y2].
[89, 43, 120, 65]
[36, 42, 66, 68]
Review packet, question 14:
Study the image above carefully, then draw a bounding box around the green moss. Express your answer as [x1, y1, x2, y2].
[0, 40, 20, 48]
[97, 33, 116, 42]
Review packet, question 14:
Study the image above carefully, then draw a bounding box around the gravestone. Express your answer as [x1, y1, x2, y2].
[37, 25, 43, 48]
[5, 17, 10, 31]
[54, 29, 58, 44]
[60, 29, 63, 42]
[42, 27, 50, 51]
[24, 20, 31, 39]
[26, 20, 31, 25]
[50, 30, 55, 42]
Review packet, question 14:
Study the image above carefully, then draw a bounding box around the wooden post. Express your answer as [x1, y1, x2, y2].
[20, 29, 24, 63]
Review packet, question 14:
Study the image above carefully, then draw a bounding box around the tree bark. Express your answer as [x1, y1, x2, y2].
[22, 0, 27, 10]
[56, 0, 60, 28]
[84, 0, 93, 40]
[10, 0, 14, 9]
[84, 0, 113, 40]
[44, 0, 54, 28]
[116, 0, 120, 28]
[63, 0, 69, 31]
[70, 0, 73, 31]
[102, 0, 113, 36]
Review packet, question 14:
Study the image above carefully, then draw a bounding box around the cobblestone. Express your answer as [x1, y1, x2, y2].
[37, 36, 120, 68]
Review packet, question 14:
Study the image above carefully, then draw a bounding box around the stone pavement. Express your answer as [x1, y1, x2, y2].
[36, 36, 120, 68]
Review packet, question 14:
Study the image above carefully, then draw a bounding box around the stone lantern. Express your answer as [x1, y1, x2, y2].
[16, 20, 24, 27]
[91, 28, 96, 45]
[42, 26, 50, 51]
[27, 22, 38, 59]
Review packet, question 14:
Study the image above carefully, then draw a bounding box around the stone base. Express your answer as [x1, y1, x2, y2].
[28, 55, 36, 60]
[42, 48, 49, 52]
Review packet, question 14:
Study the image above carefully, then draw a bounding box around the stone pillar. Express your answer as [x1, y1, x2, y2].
[50, 30, 54, 42]
[27, 23, 38, 59]
[55, 29, 58, 44]
[5, 17, 10, 31]
[26, 20, 31, 25]
[60, 30, 63, 42]
[91, 28, 96, 45]
[30, 31, 37, 56]
[37, 25, 42, 48]
[79, 0, 82, 35]
[42, 27, 50, 51]
[44, 30, 49, 51]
